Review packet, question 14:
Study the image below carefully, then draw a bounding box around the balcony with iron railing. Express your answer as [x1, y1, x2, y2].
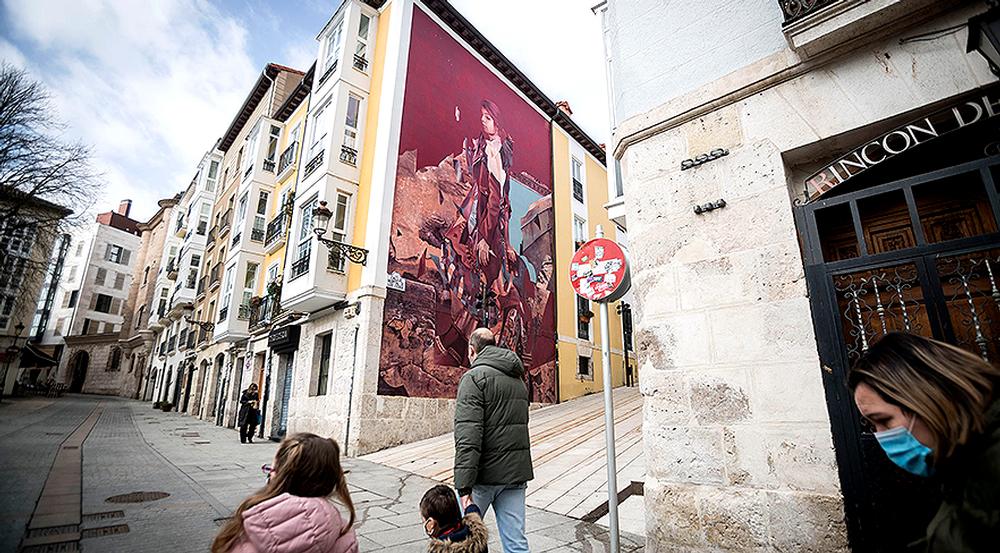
[207, 226, 217, 248]
[197, 326, 208, 344]
[779, 0, 840, 24]
[340, 145, 358, 167]
[218, 209, 233, 236]
[209, 263, 221, 289]
[165, 260, 178, 280]
[197, 276, 206, 297]
[277, 143, 297, 175]
[289, 251, 311, 281]
[303, 150, 324, 179]
[251, 226, 265, 242]
[263, 158, 276, 173]
[353, 54, 369, 72]
[249, 286, 282, 330]
[318, 60, 338, 87]
[265, 215, 286, 251]
[237, 304, 251, 320]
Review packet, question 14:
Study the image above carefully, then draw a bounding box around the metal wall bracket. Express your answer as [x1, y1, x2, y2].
[693, 199, 727, 215]
[681, 148, 729, 171]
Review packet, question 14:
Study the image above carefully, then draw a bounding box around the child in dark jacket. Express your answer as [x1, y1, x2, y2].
[420, 485, 488, 553]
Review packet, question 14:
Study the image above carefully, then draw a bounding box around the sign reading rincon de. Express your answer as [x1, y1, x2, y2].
[804, 86, 1000, 203]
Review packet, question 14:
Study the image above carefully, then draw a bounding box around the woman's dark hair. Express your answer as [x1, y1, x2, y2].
[211, 433, 355, 552]
[420, 485, 462, 528]
[848, 332, 1000, 461]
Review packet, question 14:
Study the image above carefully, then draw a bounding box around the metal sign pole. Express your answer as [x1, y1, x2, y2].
[596, 225, 620, 553]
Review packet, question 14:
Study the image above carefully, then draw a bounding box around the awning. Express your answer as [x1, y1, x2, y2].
[19, 344, 58, 368]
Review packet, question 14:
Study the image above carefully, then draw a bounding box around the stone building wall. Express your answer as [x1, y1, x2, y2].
[609, 2, 995, 552]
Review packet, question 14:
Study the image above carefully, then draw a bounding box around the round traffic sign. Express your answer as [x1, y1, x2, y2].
[570, 238, 631, 303]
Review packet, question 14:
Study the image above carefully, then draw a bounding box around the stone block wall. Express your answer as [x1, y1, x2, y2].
[622, 113, 848, 551]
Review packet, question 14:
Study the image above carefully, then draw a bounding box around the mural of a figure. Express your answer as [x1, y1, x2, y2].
[379, 7, 556, 403]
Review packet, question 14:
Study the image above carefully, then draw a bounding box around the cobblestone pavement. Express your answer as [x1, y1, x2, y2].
[1, 395, 644, 552]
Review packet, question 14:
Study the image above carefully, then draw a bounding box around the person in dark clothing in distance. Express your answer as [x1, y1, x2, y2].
[454, 328, 531, 553]
[238, 383, 259, 444]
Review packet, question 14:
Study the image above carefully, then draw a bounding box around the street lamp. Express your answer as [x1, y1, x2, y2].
[968, 5, 1000, 76]
[312, 200, 370, 266]
[182, 305, 214, 332]
[0, 323, 26, 402]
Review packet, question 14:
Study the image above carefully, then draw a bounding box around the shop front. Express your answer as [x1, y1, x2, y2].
[796, 84, 1000, 551]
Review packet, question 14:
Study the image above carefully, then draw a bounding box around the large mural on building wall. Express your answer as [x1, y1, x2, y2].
[379, 7, 556, 402]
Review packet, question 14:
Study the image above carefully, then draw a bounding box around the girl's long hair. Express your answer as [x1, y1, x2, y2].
[211, 433, 356, 553]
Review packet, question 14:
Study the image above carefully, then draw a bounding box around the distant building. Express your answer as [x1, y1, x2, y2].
[38, 201, 141, 394]
[0, 192, 72, 395]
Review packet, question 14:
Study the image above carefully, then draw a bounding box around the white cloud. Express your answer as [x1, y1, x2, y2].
[2, 0, 259, 220]
[0, 38, 27, 67]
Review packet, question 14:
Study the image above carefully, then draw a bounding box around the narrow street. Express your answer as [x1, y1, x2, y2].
[0, 395, 644, 552]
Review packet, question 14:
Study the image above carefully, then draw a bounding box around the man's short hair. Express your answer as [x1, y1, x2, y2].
[420, 485, 462, 527]
[468, 328, 496, 354]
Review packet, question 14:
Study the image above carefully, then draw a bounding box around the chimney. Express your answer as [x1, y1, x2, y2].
[117, 199, 132, 218]
[555, 100, 573, 116]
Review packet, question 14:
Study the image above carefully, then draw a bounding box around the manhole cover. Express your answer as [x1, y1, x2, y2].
[105, 492, 169, 504]
[81, 524, 129, 538]
[82, 511, 124, 523]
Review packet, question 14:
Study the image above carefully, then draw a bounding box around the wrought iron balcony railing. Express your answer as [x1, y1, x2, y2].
[779, 0, 840, 24]
[237, 304, 251, 320]
[265, 215, 286, 247]
[304, 150, 324, 178]
[209, 263, 221, 287]
[207, 226, 217, 246]
[219, 209, 233, 235]
[290, 252, 311, 281]
[277, 143, 297, 174]
[232, 232, 241, 247]
[353, 54, 369, 72]
[185, 272, 197, 289]
[318, 60, 338, 86]
[249, 289, 282, 329]
[263, 159, 276, 173]
[250, 227, 265, 242]
[197, 276, 206, 296]
[572, 178, 584, 203]
[340, 145, 358, 167]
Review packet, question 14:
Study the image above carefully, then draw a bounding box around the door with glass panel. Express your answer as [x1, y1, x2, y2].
[799, 155, 1000, 552]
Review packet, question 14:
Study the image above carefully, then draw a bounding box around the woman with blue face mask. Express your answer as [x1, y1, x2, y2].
[849, 332, 1000, 552]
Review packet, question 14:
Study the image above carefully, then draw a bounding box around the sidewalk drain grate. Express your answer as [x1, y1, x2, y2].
[194, 440, 210, 444]
[62, 446, 78, 450]
[25, 524, 79, 538]
[105, 491, 169, 503]
[82, 511, 124, 523]
[81, 524, 129, 538]
[21, 542, 79, 552]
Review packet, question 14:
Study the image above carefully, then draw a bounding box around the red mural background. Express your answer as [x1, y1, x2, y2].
[378, 7, 557, 402]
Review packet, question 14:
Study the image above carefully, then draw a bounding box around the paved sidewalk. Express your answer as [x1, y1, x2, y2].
[1, 395, 644, 552]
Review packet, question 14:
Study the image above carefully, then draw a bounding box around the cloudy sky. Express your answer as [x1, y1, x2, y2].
[0, 0, 609, 221]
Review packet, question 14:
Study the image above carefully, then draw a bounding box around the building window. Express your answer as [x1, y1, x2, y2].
[252, 191, 269, 242]
[94, 293, 113, 314]
[309, 100, 331, 160]
[114, 272, 125, 290]
[223, 265, 235, 311]
[142, 266, 149, 284]
[577, 295, 592, 340]
[206, 159, 219, 192]
[573, 217, 587, 249]
[297, 195, 318, 263]
[242, 262, 258, 310]
[242, 123, 260, 178]
[0, 293, 14, 330]
[67, 265, 77, 282]
[343, 95, 362, 153]
[316, 332, 332, 396]
[267, 262, 279, 285]
[55, 317, 66, 336]
[68, 290, 79, 308]
[323, 20, 344, 74]
[329, 193, 351, 272]
[572, 157, 584, 203]
[108, 348, 122, 372]
[95, 267, 107, 286]
[75, 242, 84, 256]
[106, 244, 130, 264]
[577, 355, 593, 379]
[82, 318, 94, 335]
[237, 191, 249, 224]
[135, 305, 145, 329]
[198, 203, 211, 235]
[265, 125, 280, 167]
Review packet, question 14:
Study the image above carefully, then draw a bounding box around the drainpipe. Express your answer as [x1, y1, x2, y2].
[258, 350, 272, 439]
[343, 325, 359, 454]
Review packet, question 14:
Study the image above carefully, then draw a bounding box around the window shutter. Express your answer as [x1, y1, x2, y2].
[111, 298, 122, 315]
[95, 268, 106, 286]
[89, 294, 98, 310]
[104, 243, 112, 261]
[121, 249, 131, 265]
[114, 273, 125, 289]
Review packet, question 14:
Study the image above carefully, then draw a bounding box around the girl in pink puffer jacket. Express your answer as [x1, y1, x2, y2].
[212, 433, 358, 553]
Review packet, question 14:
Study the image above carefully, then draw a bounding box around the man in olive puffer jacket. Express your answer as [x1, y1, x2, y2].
[454, 328, 532, 553]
